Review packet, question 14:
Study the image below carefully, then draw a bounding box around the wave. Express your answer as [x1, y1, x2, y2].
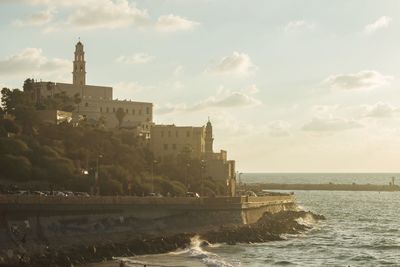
[188, 235, 240, 267]
[295, 213, 317, 227]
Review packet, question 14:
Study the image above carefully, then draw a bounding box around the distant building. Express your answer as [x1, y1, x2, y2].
[150, 119, 236, 194]
[32, 41, 153, 136]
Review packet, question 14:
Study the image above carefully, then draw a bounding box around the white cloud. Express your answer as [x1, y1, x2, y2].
[173, 65, 184, 77]
[157, 87, 261, 115]
[284, 20, 315, 32]
[65, 0, 149, 30]
[361, 102, 400, 118]
[156, 14, 199, 32]
[13, 7, 55, 26]
[116, 53, 154, 64]
[113, 81, 145, 100]
[323, 70, 393, 91]
[268, 120, 291, 137]
[302, 116, 362, 132]
[243, 84, 259, 94]
[207, 52, 258, 76]
[0, 47, 70, 77]
[364, 16, 392, 34]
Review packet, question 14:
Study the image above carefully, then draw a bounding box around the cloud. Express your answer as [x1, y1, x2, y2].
[64, 0, 149, 30]
[268, 121, 291, 137]
[323, 70, 393, 91]
[364, 16, 392, 34]
[361, 102, 400, 118]
[284, 20, 315, 32]
[302, 116, 362, 132]
[0, 47, 70, 77]
[13, 7, 55, 26]
[116, 53, 154, 64]
[243, 84, 259, 94]
[207, 52, 258, 76]
[157, 87, 261, 115]
[113, 81, 146, 100]
[156, 14, 199, 32]
[173, 65, 184, 77]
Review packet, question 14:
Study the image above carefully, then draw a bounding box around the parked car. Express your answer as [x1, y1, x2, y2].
[186, 192, 200, 198]
[147, 192, 163, 197]
[32, 191, 46, 196]
[75, 192, 90, 197]
[63, 191, 74, 197]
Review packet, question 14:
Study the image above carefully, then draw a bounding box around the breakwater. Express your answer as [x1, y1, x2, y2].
[245, 183, 400, 192]
[0, 195, 297, 266]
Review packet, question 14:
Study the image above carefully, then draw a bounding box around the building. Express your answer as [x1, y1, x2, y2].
[150, 124, 206, 160]
[150, 119, 236, 195]
[32, 41, 153, 135]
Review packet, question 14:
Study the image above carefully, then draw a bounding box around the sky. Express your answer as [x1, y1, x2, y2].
[1, 0, 400, 172]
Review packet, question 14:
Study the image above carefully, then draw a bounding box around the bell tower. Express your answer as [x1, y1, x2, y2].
[73, 40, 86, 86]
[205, 118, 214, 157]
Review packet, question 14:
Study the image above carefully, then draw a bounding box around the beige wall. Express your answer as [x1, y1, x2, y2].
[34, 82, 112, 101]
[79, 99, 153, 132]
[151, 125, 205, 161]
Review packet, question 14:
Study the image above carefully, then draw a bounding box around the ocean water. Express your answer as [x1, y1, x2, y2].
[117, 174, 400, 266]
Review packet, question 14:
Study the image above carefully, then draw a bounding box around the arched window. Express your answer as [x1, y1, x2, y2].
[85, 102, 89, 107]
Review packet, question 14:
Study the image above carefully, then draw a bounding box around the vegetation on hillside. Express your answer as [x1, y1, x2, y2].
[0, 80, 226, 196]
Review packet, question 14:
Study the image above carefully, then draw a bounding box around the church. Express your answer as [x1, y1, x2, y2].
[32, 41, 153, 136]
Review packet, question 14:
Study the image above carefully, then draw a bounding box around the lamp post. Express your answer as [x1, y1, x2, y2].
[200, 160, 206, 197]
[151, 160, 158, 194]
[95, 154, 103, 196]
[185, 163, 190, 190]
[238, 172, 243, 188]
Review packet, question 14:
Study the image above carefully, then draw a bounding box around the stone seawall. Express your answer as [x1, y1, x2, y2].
[0, 195, 297, 265]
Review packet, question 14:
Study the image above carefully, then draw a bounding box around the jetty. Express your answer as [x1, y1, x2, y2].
[244, 182, 400, 192]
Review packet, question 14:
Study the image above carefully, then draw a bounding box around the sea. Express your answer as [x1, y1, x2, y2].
[115, 173, 400, 266]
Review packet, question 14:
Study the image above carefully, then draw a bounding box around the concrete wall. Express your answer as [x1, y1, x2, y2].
[0, 195, 297, 261]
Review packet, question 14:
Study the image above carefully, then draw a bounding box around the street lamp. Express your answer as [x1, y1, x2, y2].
[95, 154, 103, 196]
[151, 160, 158, 194]
[200, 160, 206, 197]
[238, 172, 243, 188]
[185, 163, 190, 190]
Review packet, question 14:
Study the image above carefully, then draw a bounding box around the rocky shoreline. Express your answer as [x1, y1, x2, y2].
[3, 210, 325, 267]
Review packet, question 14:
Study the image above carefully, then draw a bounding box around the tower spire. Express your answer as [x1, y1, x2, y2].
[205, 118, 214, 157]
[73, 40, 86, 85]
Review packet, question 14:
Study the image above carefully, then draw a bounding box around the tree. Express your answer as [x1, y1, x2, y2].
[115, 108, 126, 128]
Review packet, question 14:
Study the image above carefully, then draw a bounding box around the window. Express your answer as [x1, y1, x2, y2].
[85, 102, 89, 107]
[172, 144, 177, 150]
[163, 144, 168, 150]
[132, 109, 135, 115]
[139, 109, 142, 115]
[168, 131, 171, 137]
[186, 131, 190, 138]
[161, 131, 164, 138]
[126, 109, 128, 114]
[146, 107, 150, 114]
[100, 107, 102, 112]
[113, 108, 115, 113]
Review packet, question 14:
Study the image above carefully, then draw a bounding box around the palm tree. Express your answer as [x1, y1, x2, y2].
[115, 108, 126, 128]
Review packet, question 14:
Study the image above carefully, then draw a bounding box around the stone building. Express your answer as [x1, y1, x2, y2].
[150, 124, 206, 160]
[32, 41, 153, 135]
[150, 120, 236, 194]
